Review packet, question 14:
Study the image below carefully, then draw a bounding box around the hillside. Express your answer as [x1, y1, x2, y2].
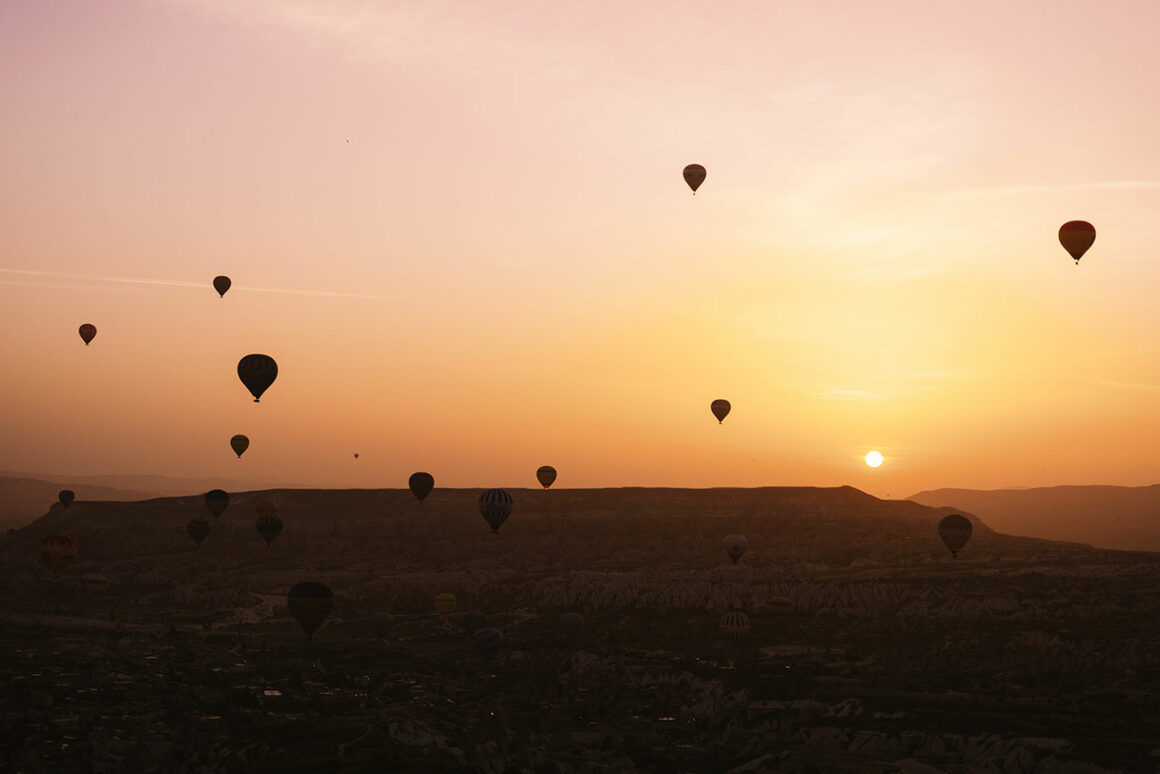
[0, 475, 159, 531]
[0, 470, 294, 498]
[909, 484, 1160, 552]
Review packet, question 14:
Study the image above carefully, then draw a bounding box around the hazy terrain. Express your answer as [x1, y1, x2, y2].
[3, 486, 1158, 772]
[910, 485, 1160, 552]
[0, 475, 159, 532]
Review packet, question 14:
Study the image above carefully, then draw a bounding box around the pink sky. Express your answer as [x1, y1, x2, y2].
[3, 0, 1160, 496]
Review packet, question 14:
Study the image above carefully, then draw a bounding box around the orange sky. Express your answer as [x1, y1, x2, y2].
[3, 1, 1160, 496]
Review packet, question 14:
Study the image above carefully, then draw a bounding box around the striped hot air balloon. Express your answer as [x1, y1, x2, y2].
[256, 512, 283, 547]
[40, 535, 77, 577]
[287, 581, 334, 640]
[1058, 220, 1096, 264]
[938, 514, 972, 557]
[478, 489, 512, 533]
[237, 354, 278, 402]
[187, 518, 211, 546]
[435, 592, 457, 616]
[720, 610, 751, 638]
[472, 627, 503, 660]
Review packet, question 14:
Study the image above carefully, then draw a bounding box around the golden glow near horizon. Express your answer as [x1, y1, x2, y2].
[3, 2, 1160, 497]
[865, 451, 884, 469]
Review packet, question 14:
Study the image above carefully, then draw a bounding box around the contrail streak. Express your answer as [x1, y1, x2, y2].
[0, 268, 406, 300]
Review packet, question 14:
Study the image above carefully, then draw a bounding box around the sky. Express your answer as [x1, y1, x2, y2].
[3, 0, 1160, 497]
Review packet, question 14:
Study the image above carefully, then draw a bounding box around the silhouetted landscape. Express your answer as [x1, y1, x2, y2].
[3, 486, 1158, 772]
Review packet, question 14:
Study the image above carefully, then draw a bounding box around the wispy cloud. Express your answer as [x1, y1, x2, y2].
[0, 268, 406, 301]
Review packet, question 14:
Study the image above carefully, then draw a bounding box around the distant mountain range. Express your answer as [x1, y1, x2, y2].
[909, 485, 1160, 552]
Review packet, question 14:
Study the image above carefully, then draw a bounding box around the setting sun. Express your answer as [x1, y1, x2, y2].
[865, 451, 885, 468]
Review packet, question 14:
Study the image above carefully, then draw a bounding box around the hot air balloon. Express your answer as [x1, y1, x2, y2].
[230, 434, 249, 458]
[255, 500, 277, 516]
[58, 490, 75, 509]
[711, 399, 731, 424]
[558, 612, 584, 638]
[256, 511, 283, 547]
[204, 489, 229, 519]
[371, 612, 394, 639]
[479, 489, 512, 533]
[212, 275, 232, 297]
[287, 581, 334, 640]
[938, 514, 972, 557]
[40, 535, 77, 577]
[435, 592, 457, 616]
[683, 164, 706, 194]
[463, 611, 492, 635]
[409, 472, 434, 505]
[237, 354, 278, 402]
[724, 534, 747, 564]
[472, 626, 503, 660]
[78, 324, 97, 345]
[353, 453, 359, 460]
[187, 518, 211, 546]
[768, 596, 795, 615]
[719, 610, 750, 638]
[1059, 220, 1096, 264]
[84, 575, 109, 594]
[536, 465, 557, 490]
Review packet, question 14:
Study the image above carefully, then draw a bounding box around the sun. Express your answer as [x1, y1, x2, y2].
[864, 450, 884, 468]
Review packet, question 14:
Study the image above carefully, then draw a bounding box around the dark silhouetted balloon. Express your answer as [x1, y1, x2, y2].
[479, 488, 512, 533]
[409, 472, 434, 504]
[472, 626, 503, 660]
[256, 512, 282, 547]
[1059, 220, 1096, 263]
[58, 490, 75, 508]
[287, 581, 334, 639]
[720, 609, 750, 638]
[683, 164, 706, 194]
[187, 518, 211, 546]
[78, 324, 96, 345]
[463, 611, 492, 635]
[204, 489, 229, 519]
[711, 399, 731, 423]
[40, 535, 77, 577]
[558, 612, 584, 638]
[724, 534, 747, 564]
[353, 452, 359, 460]
[371, 612, 393, 639]
[230, 434, 249, 458]
[237, 354, 278, 402]
[212, 275, 231, 297]
[938, 514, 972, 557]
[536, 465, 557, 489]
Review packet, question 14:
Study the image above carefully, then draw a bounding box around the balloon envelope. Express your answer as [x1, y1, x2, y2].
[479, 489, 512, 533]
[938, 514, 972, 557]
[204, 489, 229, 519]
[58, 490, 75, 508]
[435, 592, 457, 615]
[187, 518, 211, 546]
[78, 324, 96, 345]
[558, 612, 584, 638]
[683, 164, 706, 194]
[1059, 220, 1096, 262]
[536, 465, 557, 489]
[768, 596, 795, 615]
[256, 512, 283, 546]
[237, 354, 278, 402]
[472, 627, 503, 660]
[723, 534, 747, 564]
[720, 610, 750, 637]
[212, 275, 231, 297]
[409, 472, 434, 503]
[40, 535, 77, 577]
[230, 435, 249, 458]
[711, 399, 731, 423]
[287, 581, 334, 639]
